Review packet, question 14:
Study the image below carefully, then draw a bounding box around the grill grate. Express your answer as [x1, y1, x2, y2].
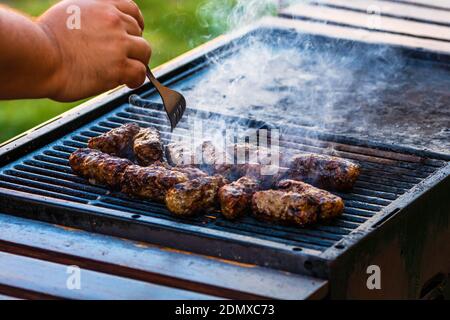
[0, 102, 446, 253]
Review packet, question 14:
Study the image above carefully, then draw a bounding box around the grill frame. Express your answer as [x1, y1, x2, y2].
[0, 17, 449, 278]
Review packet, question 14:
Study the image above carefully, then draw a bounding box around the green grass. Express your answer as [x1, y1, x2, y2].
[0, 0, 224, 143]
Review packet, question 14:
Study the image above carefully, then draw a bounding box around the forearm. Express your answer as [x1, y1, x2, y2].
[0, 0, 150, 102]
[0, 7, 60, 99]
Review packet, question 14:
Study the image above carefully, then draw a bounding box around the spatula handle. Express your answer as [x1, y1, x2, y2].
[145, 65, 155, 80]
[145, 66, 164, 93]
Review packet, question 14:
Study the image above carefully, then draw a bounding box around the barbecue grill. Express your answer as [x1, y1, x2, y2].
[0, 16, 449, 299]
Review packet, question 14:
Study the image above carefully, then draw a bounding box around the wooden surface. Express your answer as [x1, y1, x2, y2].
[0, 214, 328, 300]
[266, 16, 450, 54]
[0, 294, 21, 300]
[0, 251, 218, 300]
[280, 2, 450, 41]
[395, 0, 450, 10]
[311, 0, 450, 25]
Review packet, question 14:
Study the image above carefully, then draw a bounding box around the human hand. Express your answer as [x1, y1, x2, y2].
[37, 0, 151, 101]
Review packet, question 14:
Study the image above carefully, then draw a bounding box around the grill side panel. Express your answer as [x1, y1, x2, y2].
[328, 167, 450, 298]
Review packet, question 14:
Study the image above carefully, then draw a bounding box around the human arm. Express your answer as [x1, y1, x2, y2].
[0, 0, 151, 102]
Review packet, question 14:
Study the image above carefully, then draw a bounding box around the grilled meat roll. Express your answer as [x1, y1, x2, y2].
[287, 153, 360, 191]
[69, 148, 132, 188]
[170, 166, 209, 180]
[88, 123, 140, 159]
[165, 142, 195, 166]
[219, 176, 259, 220]
[121, 164, 188, 202]
[227, 143, 274, 164]
[133, 127, 163, 166]
[277, 179, 344, 220]
[165, 141, 223, 174]
[215, 143, 281, 184]
[238, 163, 281, 188]
[227, 142, 285, 168]
[198, 141, 222, 166]
[166, 141, 280, 184]
[252, 190, 319, 226]
[194, 141, 226, 174]
[214, 162, 279, 188]
[165, 175, 227, 216]
[214, 163, 244, 182]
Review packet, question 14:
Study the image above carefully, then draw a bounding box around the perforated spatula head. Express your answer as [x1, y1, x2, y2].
[146, 66, 186, 131]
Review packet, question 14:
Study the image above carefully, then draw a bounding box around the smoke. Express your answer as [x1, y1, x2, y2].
[179, 0, 384, 156]
[197, 0, 279, 34]
[164, 0, 289, 164]
[165, 0, 450, 155]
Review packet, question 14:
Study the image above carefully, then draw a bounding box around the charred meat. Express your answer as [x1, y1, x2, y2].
[165, 142, 195, 167]
[219, 176, 259, 220]
[165, 140, 222, 174]
[69, 148, 132, 188]
[166, 141, 280, 184]
[252, 190, 319, 226]
[197, 141, 222, 166]
[287, 153, 360, 191]
[170, 165, 209, 180]
[73, 124, 351, 228]
[216, 143, 281, 185]
[194, 140, 225, 174]
[88, 123, 163, 166]
[227, 143, 282, 166]
[88, 123, 140, 159]
[213, 163, 242, 182]
[165, 175, 227, 216]
[214, 162, 279, 188]
[121, 164, 188, 202]
[237, 163, 281, 188]
[251, 178, 345, 227]
[133, 127, 163, 166]
[277, 179, 344, 220]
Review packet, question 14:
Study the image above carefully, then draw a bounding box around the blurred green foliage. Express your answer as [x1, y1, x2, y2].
[0, 0, 224, 143]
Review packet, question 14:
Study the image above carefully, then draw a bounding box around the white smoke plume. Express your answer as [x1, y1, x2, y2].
[197, 0, 280, 34]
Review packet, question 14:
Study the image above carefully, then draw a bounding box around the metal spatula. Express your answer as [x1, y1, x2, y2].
[146, 66, 186, 131]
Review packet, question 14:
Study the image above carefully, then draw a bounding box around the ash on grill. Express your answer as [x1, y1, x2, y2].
[69, 123, 360, 227]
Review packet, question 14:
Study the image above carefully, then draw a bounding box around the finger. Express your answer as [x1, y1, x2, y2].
[113, 0, 145, 30]
[118, 11, 142, 36]
[126, 36, 152, 66]
[122, 59, 147, 89]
